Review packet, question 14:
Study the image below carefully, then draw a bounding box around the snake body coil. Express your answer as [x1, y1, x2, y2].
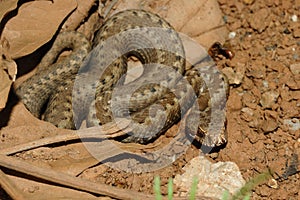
[16, 10, 228, 146]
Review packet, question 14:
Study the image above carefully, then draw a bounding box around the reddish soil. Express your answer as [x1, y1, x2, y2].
[217, 0, 300, 199]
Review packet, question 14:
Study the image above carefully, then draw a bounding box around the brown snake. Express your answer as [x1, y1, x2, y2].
[16, 10, 228, 147]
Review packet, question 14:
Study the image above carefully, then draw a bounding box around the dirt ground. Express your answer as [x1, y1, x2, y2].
[216, 0, 300, 199]
[0, 0, 300, 199]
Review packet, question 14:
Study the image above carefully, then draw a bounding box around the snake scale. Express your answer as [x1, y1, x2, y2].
[16, 9, 228, 147]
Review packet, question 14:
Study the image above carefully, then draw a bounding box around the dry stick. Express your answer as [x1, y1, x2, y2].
[0, 118, 132, 155]
[0, 132, 81, 155]
[0, 124, 214, 199]
[0, 154, 153, 200]
[0, 116, 160, 179]
[0, 118, 211, 199]
[0, 119, 153, 200]
[0, 169, 26, 200]
[0, 155, 212, 200]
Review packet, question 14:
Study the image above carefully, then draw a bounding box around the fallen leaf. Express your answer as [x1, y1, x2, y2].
[0, 0, 18, 21]
[114, 0, 228, 49]
[0, 73, 12, 111]
[63, 0, 96, 31]
[2, 0, 77, 59]
[0, 38, 17, 111]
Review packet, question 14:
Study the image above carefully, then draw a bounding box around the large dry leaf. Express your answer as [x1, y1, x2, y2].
[2, 0, 77, 59]
[63, 0, 96, 31]
[113, 0, 228, 49]
[0, 0, 18, 21]
[0, 0, 18, 111]
[0, 68, 14, 111]
[0, 38, 17, 111]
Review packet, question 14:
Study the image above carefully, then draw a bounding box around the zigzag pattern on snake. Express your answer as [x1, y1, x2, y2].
[16, 9, 228, 146]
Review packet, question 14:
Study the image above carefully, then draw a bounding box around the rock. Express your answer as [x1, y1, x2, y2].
[246, 60, 266, 78]
[261, 111, 279, 133]
[267, 178, 278, 189]
[280, 101, 299, 118]
[227, 91, 243, 111]
[222, 63, 245, 85]
[241, 107, 263, 129]
[283, 118, 300, 131]
[293, 26, 300, 38]
[290, 63, 300, 75]
[286, 78, 300, 90]
[248, 8, 270, 33]
[291, 14, 298, 22]
[174, 156, 245, 199]
[259, 91, 279, 108]
[241, 107, 254, 122]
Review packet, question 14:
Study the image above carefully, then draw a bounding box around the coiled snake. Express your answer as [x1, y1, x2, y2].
[16, 9, 228, 147]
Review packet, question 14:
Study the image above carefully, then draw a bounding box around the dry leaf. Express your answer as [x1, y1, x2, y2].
[0, 38, 17, 111]
[7, 175, 99, 200]
[0, 71, 12, 111]
[2, 0, 77, 59]
[114, 0, 228, 49]
[0, 0, 18, 21]
[63, 0, 96, 31]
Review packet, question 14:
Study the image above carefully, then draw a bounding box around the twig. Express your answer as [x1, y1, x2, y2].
[0, 154, 215, 200]
[0, 154, 153, 200]
[0, 118, 131, 155]
[0, 120, 215, 200]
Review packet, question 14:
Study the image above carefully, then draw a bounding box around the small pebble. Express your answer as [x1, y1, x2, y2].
[283, 118, 300, 131]
[262, 80, 269, 88]
[260, 91, 279, 108]
[293, 54, 299, 60]
[283, 28, 292, 34]
[228, 31, 236, 39]
[291, 14, 298, 22]
[267, 178, 278, 189]
[290, 63, 300, 74]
